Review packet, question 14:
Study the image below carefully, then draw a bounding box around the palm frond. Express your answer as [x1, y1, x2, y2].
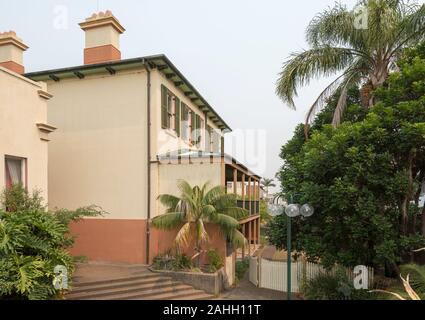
[157, 194, 180, 211]
[229, 229, 248, 249]
[175, 222, 192, 248]
[306, 2, 368, 52]
[220, 207, 249, 220]
[401, 274, 421, 300]
[177, 180, 193, 199]
[214, 214, 240, 236]
[400, 264, 425, 294]
[276, 46, 357, 108]
[196, 219, 209, 245]
[151, 212, 185, 231]
[204, 185, 226, 204]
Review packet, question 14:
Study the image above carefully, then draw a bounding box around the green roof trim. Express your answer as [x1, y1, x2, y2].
[24, 54, 231, 132]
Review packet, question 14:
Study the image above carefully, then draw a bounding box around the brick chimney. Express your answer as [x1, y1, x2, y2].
[0, 31, 28, 74]
[79, 11, 125, 65]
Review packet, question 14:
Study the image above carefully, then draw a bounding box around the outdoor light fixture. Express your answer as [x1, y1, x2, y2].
[300, 204, 314, 217]
[269, 194, 314, 300]
[285, 204, 300, 217]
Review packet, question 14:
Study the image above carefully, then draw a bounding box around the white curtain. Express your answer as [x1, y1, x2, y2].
[6, 158, 22, 185]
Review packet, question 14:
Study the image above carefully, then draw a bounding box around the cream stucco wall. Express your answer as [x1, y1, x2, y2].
[0, 67, 49, 201]
[43, 65, 225, 221]
[85, 27, 120, 49]
[0, 44, 24, 65]
[154, 160, 222, 218]
[46, 70, 148, 219]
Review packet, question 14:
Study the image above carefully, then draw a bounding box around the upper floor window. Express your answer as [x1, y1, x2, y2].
[191, 113, 203, 148]
[5, 156, 26, 189]
[161, 85, 180, 137]
[161, 84, 210, 149]
[212, 129, 221, 153]
[205, 125, 212, 153]
[181, 103, 191, 143]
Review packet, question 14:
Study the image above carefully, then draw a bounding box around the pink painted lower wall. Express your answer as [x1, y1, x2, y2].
[69, 219, 227, 265]
[69, 219, 147, 264]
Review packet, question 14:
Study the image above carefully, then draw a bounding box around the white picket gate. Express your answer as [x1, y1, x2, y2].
[259, 258, 301, 292]
[249, 257, 374, 293]
[249, 256, 258, 286]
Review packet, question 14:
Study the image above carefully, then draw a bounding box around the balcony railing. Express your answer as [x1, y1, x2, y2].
[237, 200, 260, 216]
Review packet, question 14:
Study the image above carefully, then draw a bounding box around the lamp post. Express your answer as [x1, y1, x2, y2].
[269, 194, 314, 300]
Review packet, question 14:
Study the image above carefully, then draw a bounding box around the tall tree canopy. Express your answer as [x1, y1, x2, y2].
[271, 43, 425, 271]
[276, 0, 425, 136]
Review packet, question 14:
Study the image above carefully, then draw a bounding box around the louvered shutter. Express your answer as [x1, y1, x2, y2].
[174, 97, 180, 137]
[191, 110, 196, 143]
[161, 85, 168, 129]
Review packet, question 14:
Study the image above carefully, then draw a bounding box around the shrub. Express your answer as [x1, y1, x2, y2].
[152, 250, 193, 272]
[302, 269, 372, 300]
[206, 249, 224, 273]
[152, 250, 174, 271]
[235, 258, 250, 281]
[0, 185, 103, 300]
[172, 252, 192, 271]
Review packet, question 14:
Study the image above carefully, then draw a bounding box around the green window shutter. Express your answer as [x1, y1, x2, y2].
[195, 114, 201, 144]
[191, 110, 196, 143]
[161, 85, 168, 129]
[174, 97, 180, 137]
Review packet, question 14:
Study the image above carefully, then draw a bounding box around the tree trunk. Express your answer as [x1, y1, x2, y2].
[369, 63, 389, 107]
[360, 83, 373, 108]
[401, 150, 416, 235]
[196, 230, 201, 268]
[422, 205, 425, 236]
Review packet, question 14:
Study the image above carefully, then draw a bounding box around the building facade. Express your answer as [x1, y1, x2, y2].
[0, 32, 54, 202]
[25, 12, 261, 276]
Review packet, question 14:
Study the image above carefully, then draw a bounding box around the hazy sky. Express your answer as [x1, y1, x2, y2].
[1, 0, 362, 191]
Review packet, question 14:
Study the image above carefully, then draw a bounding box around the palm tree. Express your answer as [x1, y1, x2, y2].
[260, 178, 276, 199]
[151, 180, 248, 266]
[276, 0, 425, 137]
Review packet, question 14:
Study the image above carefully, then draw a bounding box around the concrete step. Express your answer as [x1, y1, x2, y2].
[69, 277, 174, 296]
[168, 292, 215, 300]
[67, 269, 215, 301]
[80, 284, 197, 300]
[113, 286, 214, 300]
[72, 273, 161, 288]
[67, 281, 183, 300]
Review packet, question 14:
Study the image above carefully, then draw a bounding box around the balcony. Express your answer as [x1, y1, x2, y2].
[237, 199, 260, 216]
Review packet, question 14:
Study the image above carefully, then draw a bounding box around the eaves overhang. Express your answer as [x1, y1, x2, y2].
[24, 55, 232, 132]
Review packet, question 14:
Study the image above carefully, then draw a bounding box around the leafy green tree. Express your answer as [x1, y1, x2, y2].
[276, 0, 425, 135]
[272, 43, 425, 272]
[152, 180, 248, 266]
[0, 185, 103, 300]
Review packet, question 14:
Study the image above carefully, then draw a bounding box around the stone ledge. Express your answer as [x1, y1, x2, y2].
[148, 267, 230, 296]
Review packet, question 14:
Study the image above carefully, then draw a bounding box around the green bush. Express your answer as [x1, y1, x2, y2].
[206, 249, 224, 273]
[152, 250, 193, 272]
[235, 258, 250, 281]
[0, 185, 103, 300]
[172, 252, 192, 271]
[152, 250, 174, 271]
[302, 269, 372, 300]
